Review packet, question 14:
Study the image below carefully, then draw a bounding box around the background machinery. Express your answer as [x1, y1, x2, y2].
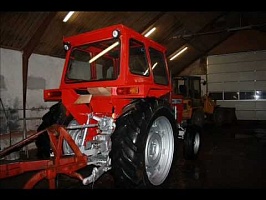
[172, 75, 237, 127]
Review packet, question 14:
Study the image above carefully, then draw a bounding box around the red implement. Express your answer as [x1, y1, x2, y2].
[0, 125, 88, 189]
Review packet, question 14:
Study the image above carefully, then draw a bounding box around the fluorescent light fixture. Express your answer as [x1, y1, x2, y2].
[169, 46, 188, 61]
[89, 41, 119, 63]
[63, 11, 75, 22]
[144, 27, 156, 37]
[143, 62, 158, 75]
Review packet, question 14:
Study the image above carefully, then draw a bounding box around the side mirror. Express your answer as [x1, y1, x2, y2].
[201, 80, 207, 86]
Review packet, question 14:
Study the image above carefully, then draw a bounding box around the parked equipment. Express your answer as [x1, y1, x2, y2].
[172, 75, 237, 127]
[0, 24, 202, 189]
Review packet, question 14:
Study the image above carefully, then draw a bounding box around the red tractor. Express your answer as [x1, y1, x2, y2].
[1, 24, 201, 189]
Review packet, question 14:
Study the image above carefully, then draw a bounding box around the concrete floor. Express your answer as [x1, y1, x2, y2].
[1, 120, 266, 189]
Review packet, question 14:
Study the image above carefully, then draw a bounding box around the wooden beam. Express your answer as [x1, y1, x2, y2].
[169, 12, 229, 56]
[174, 32, 235, 76]
[140, 12, 166, 35]
[22, 12, 57, 143]
[22, 12, 57, 58]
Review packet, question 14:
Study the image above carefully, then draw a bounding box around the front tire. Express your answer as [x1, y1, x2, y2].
[110, 99, 179, 188]
[191, 108, 205, 128]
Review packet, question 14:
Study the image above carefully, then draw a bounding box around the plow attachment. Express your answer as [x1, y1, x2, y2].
[0, 124, 88, 189]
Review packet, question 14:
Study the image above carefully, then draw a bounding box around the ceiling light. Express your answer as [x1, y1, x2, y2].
[89, 41, 119, 63]
[144, 27, 156, 37]
[169, 46, 188, 61]
[63, 11, 75, 23]
[63, 42, 71, 51]
[112, 30, 120, 38]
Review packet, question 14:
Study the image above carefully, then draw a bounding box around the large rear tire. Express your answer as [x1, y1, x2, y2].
[110, 99, 180, 188]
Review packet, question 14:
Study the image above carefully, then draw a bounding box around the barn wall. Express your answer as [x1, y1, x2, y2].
[0, 48, 64, 149]
[207, 50, 266, 120]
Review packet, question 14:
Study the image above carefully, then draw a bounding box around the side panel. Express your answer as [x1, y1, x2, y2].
[207, 50, 266, 120]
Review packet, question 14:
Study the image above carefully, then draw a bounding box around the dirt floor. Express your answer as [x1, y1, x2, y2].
[1, 120, 266, 191]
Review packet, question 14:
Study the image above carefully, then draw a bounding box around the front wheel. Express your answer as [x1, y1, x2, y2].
[110, 99, 179, 188]
[191, 108, 205, 128]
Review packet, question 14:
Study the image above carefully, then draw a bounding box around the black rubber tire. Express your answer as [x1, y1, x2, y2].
[213, 108, 224, 126]
[225, 108, 237, 125]
[183, 125, 201, 160]
[35, 102, 72, 159]
[191, 108, 205, 128]
[110, 98, 180, 189]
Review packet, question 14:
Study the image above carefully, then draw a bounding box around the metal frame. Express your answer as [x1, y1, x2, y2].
[0, 125, 88, 189]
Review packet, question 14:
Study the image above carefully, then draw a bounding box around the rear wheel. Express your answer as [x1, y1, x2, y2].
[213, 108, 224, 126]
[110, 99, 179, 188]
[183, 125, 201, 160]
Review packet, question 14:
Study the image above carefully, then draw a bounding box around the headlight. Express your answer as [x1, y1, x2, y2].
[63, 42, 71, 51]
[112, 30, 120, 38]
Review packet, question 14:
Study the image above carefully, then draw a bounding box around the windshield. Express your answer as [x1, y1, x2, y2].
[65, 38, 120, 83]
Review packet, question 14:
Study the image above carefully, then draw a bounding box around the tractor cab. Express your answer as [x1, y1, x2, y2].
[44, 24, 172, 126]
[173, 76, 202, 107]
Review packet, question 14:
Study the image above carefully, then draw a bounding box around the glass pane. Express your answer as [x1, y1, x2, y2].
[149, 47, 168, 85]
[224, 92, 238, 100]
[65, 38, 120, 82]
[255, 90, 266, 100]
[129, 39, 149, 76]
[240, 91, 254, 100]
[209, 92, 223, 100]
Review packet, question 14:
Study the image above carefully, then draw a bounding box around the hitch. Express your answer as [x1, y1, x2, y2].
[0, 124, 88, 189]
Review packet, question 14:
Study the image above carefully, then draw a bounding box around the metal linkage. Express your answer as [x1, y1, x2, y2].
[178, 124, 186, 139]
[0, 129, 47, 159]
[0, 125, 88, 189]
